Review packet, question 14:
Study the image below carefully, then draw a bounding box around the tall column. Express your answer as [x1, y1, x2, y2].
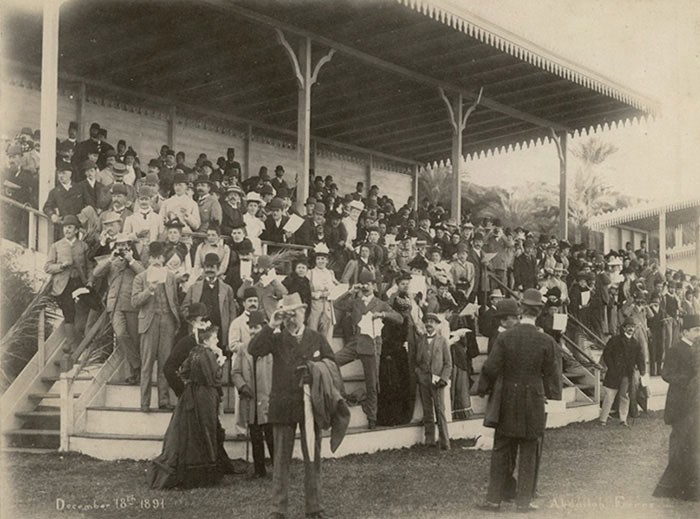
[296, 37, 312, 214]
[551, 130, 568, 240]
[39, 0, 60, 252]
[167, 106, 176, 149]
[450, 93, 463, 225]
[695, 208, 700, 276]
[76, 82, 86, 141]
[413, 165, 419, 211]
[366, 154, 373, 193]
[659, 211, 667, 272]
[244, 124, 252, 179]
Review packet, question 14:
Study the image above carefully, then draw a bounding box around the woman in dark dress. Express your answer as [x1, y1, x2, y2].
[377, 292, 414, 426]
[149, 325, 226, 489]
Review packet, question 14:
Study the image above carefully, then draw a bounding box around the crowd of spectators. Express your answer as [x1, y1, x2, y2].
[6, 120, 700, 439]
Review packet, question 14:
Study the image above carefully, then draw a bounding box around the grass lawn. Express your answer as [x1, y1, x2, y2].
[1, 412, 697, 519]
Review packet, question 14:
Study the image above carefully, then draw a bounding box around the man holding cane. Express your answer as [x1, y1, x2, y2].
[248, 293, 336, 519]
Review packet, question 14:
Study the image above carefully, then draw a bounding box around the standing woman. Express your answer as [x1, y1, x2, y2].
[149, 324, 227, 489]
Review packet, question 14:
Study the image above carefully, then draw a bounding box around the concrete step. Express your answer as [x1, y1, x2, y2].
[85, 401, 369, 436]
[1, 447, 57, 454]
[28, 392, 81, 408]
[15, 410, 61, 430]
[4, 429, 60, 449]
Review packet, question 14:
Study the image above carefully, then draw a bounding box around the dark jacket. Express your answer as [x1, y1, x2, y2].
[261, 216, 289, 244]
[282, 273, 312, 310]
[479, 323, 562, 438]
[662, 338, 696, 425]
[601, 334, 645, 389]
[164, 334, 197, 397]
[43, 183, 85, 218]
[333, 291, 402, 355]
[220, 202, 243, 237]
[248, 325, 335, 424]
[513, 254, 538, 290]
[77, 179, 112, 212]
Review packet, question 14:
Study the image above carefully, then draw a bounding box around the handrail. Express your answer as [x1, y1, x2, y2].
[566, 313, 607, 350]
[186, 230, 313, 251]
[0, 194, 45, 217]
[485, 272, 603, 370]
[486, 272, 607, 350]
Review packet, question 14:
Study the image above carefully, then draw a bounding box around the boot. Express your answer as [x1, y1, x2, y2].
[63, 323, 77, 354]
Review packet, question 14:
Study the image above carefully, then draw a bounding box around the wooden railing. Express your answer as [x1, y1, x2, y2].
[486, 272, 603, 371]
[0, 194, 52, 253]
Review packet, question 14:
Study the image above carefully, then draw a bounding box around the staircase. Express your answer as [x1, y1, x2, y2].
[68, 330, 606, 461]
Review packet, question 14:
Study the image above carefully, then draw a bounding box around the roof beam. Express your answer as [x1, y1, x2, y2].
[199, 0, 571, 133]
[5, 59, 418, 167]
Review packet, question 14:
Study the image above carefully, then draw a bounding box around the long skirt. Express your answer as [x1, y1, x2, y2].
[376, 347, 413, 426]
[450, 365, 472, 420]
[148, 384, 224, 489]
[654, 414, 700, 500]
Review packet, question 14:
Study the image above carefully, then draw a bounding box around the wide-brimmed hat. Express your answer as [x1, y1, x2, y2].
[277, 293, 307, 312]
[114, 232, 135, 243]
[349, 200, 365, 212]
[521, 288, 544, 307]
[246, 192, 262, 204]
[313, 243, 330, 256]
[494, 298, 521, 318]
[101, 211, 121, 225]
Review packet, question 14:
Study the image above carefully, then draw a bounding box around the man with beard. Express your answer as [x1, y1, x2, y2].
[195, 174, 222, 233]
[248, 293, 337, 519]
[182, 253, 237, 349]
[229, 287, 262, 437]
[333, 271, 402, 429]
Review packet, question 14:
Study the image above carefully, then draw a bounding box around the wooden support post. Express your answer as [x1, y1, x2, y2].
[28, 211, 37, 252]
[674, 224, 683, 248]
[37, 308, 46, 368]
[167, 106, 176, 149]
[367, 154, 373, 193]
[696, 208, 700, 276]
[244, 124, 252, 179]
[59, 371, 74, 452]
[38, 0, 60, 254]
[438, 87, 482, 226]
[551, 129, 568, 240]
[659, 211, 667, 272]
[310, 139, 317, 175]
[76, 82, 86, 141]
[413, 165, 419, 212]
[602, 228, 610, 254]
[277, 29, 335, 214]
[296, 36, 312, 215]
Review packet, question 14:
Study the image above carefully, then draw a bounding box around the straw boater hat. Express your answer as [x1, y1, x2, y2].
[277, 293, 307, 312]
[246, 192, 263, 204]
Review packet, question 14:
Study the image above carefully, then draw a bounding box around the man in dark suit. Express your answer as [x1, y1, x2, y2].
[654, 314, 700, 500]
[261, 197, 290, 253]
[467, 232, 488, 304]
[513, 238, 538, 291]
[131, 241, 181, 412]
[477, 289, 561, 512]
[77, 159, 111, 213]
[479, 289, 504, 351]
[333, 271, 402, 429]
[599, 317, 645, 426]
[248, 293, 336, 519]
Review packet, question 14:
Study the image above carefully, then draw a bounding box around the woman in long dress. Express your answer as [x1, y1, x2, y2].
[148, 325, 227, 489]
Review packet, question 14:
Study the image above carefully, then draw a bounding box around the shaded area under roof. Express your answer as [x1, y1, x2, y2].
[588, 197, 700, 232]
[2, 0, 657, 165]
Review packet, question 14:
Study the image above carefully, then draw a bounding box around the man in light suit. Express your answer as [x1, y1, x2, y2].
[131, 241, 180, 412]
[415, 313, 452, 450]
[333, 270, 402, 429]
[44, 215, 90, 352]
[182, 253, 237, 348]
[92, 233, 144, 384]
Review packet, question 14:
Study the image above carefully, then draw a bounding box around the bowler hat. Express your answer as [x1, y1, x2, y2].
[111, 184, 128, 196]
[203, 253, 220, 267]
[494, 298, 520, 318]
[172, 172, 187, 185]
[137, 185, 155, 199]
[61, 214, 81, 227]
[267, 198, 285, 211]
[80, 159, 97, 172]
[148, 241, 164, 258]
[195, 174, 213, 186]
[622, 317, 637, 328]
[521, 288, 544, 307]
[305, 197, 317, 205]
[164, 218, 185, 229]
[313, 202, 326, 215]
[423, 313, 441, 324]
[358, 270, 376, 284]
[185, 302, 209, 320]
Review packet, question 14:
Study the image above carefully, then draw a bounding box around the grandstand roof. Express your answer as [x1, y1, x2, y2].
[3, 0, 658, 165]
[587, 196, 700, 231]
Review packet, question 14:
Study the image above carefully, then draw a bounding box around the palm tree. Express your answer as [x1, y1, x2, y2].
[417, 162, 454, 208]
[568, 138, 621, 241]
